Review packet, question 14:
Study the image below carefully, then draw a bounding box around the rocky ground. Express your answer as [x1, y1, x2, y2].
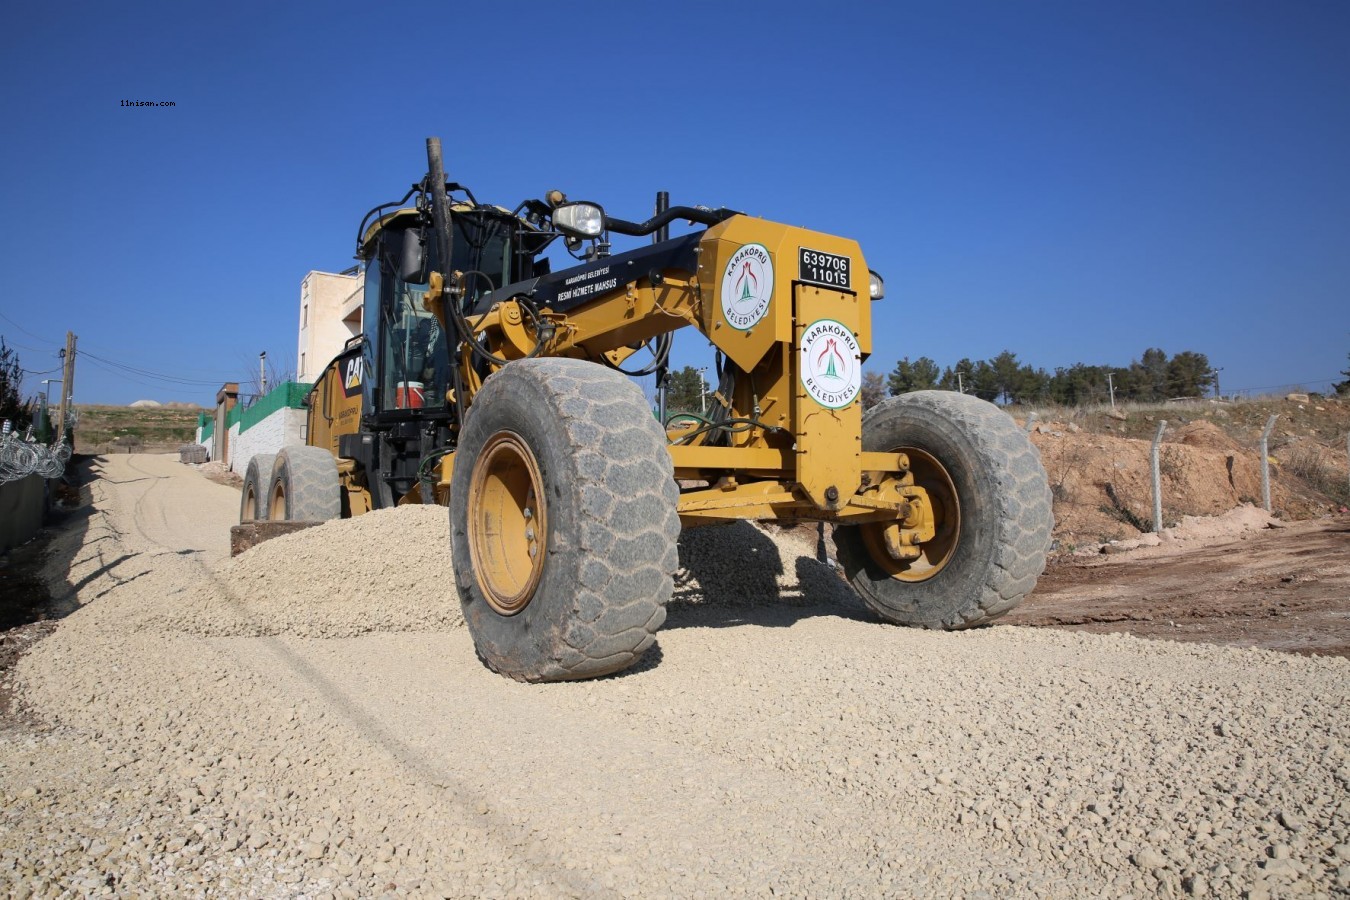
[0, 454, 1348, 897]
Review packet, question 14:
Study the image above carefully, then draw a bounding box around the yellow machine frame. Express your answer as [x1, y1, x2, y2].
[392, 214, 937, 542]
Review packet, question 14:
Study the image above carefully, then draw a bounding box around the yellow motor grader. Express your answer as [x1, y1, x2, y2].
[242, 138, 1053, 682]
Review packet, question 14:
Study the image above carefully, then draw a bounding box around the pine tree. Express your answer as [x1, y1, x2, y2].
[664, 365, 706, 413]
[1165, 351, 1214, 398]
[887, 356, 939, 395]
[860, 371, 886, 410]
[0, 338, 31, 430]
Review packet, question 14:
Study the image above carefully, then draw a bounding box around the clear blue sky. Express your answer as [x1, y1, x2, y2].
[1, 0, 1347, 406]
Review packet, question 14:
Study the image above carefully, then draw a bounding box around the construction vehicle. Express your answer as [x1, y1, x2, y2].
[241, 138, 1053, 682]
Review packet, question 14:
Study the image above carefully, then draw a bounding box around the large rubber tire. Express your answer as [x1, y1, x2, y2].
[834, 391, 1053, 629]
[450, 358, 680, 682]
[267, 446, 341, 522]
[240, 452, 276, 523]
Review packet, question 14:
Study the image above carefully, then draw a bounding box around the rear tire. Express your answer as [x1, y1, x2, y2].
[834, 391, 1052, 629]
[267, 446, 341, 522]
[450, 358, 680, 682]
[240, 453, 276, 523]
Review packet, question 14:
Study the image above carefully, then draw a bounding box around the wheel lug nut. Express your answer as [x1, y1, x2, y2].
[525, 527, 535, 541]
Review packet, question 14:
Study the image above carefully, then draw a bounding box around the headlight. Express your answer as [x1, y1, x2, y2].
[553, 202, 605, 238]
[868, 269, 885, 300]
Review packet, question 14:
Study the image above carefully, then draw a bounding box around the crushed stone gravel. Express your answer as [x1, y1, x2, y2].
[2, 453, 1348, 898]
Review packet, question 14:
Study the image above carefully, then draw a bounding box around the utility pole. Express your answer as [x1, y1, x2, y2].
[1106, 372, 1116, 411]
[55, 331, 77, 445]
[956, 371, 965, 394]
[260, 351, 268, 396]
[1211, 368, 1223, 399]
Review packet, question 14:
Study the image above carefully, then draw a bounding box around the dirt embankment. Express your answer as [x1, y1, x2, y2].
[1031, 416, 1347, 548]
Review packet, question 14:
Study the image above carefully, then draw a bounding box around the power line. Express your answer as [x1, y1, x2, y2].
[3, 323, 241, 384]
[1227, 375, 1340, 393]
[80, 350, 237, 386]
[0, 310, 60, 345]
[78, 357, 217, 399]
[0, 338, 62, 355]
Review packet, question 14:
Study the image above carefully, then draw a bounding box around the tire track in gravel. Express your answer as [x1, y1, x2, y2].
[116, 454, 236, 566]
[234, 631, 1009, 895]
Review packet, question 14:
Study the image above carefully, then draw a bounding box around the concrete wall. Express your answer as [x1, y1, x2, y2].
[228, 407, 306, 476]
[0, 474, 46, 553]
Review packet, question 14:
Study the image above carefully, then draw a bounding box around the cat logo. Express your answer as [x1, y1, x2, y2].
[342, 357, 363, 397]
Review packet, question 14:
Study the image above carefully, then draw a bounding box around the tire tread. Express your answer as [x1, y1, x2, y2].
[842, 390, 1053, 628]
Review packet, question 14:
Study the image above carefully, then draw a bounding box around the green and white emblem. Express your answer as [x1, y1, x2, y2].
[721, 243, 773, 331]
[799, 318, 861, 409]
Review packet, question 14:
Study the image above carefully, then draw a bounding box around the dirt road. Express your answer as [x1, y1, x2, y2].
[1008, 520, 1350, 658]
[2, 455, 1348, 897]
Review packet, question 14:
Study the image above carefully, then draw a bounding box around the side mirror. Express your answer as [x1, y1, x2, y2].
[398, 228, 429, 283]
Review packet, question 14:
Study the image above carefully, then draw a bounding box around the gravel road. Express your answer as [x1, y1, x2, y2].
[3, 453, 1348, 898]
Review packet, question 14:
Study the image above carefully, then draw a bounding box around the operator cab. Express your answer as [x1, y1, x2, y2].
[358, 205, 544, 419]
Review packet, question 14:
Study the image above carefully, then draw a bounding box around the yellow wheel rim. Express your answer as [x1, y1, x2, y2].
[469, 431, 547, 615]
[268, 480, 286, 521]
[860, 447, 961, 583]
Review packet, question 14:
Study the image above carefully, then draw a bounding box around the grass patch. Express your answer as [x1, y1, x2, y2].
[1285, 445, 1350, 505]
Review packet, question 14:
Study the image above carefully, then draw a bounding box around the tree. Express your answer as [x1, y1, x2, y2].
[887, 356, 940, 395]
[1335, 353, 1350, 396]
[968, 359, 999, 402]
[1018, 365, 1051, 405]
[860, 371, 886, 410]
[938, 358, 976, 393]
[1165, 350, 1214, 398]
[664, 365, 705, 413]
[1048, 363, 1109, 406]
[1128, 347, 1169, 402]
[0, 338, 31, 430]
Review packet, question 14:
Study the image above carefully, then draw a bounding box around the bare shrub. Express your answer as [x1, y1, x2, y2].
[1285, 444, 1350, 505]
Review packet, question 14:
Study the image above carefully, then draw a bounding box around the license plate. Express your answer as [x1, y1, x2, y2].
[798, 247, 852, 290]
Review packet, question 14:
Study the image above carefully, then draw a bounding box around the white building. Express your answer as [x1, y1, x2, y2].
[296, 269, 364, 382]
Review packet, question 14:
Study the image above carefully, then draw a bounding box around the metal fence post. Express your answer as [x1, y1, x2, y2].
[1151, 420, 1167, 533]
[1260, 414, 1279, 513]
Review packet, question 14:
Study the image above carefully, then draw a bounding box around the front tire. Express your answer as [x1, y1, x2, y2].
[834, 391, 1053, 629]
[450, 359, 680, 682]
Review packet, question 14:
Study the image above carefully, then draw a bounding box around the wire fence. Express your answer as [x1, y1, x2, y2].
[0, 432, 71, 484]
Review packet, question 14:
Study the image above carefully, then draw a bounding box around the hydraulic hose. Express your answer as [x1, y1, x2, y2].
[604, 206, 739, 237]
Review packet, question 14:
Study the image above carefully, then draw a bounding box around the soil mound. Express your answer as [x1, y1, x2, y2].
[1173, 420, 1244, 453]
[1033, 431, 1272, 546]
